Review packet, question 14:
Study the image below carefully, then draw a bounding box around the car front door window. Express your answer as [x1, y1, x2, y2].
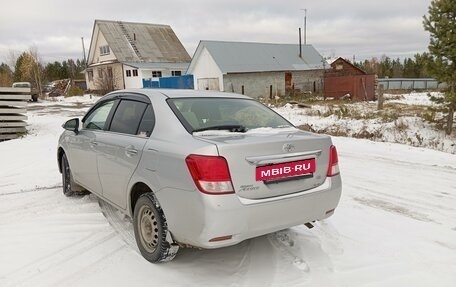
[84, 101, 115, 130]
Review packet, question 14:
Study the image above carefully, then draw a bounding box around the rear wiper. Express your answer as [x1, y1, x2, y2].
[192, 125, 247, 133]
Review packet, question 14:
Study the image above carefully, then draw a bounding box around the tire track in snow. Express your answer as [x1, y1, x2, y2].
[2, 231, 118, 287]
[340, 148, 456, 228]
[0, 184, 62, 196]
[341, 150, 456, 172]
[0, 187, 124, 287]
[269, 230, 310, 271]
[0, 187, 96, 225]
[267, 223, 346, 286]
[234, 237, 279, 287]
[98, 199, 139, 252]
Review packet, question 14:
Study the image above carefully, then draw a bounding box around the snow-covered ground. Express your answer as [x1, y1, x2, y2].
[274, 92, 456, 154]
[1, 95, 456, 286]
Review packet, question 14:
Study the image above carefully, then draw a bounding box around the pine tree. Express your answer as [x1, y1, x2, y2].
[423, 0, 456, 135]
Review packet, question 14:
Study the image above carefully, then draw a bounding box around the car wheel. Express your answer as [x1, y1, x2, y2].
[61, 153, 75, 196]
[133, 193, 179, 263]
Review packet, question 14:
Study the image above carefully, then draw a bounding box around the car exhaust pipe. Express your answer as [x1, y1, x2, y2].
[304, 222, 314, 229]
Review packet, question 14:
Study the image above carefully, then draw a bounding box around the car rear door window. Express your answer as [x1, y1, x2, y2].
[83, 100, 115, 130]
[137, 106, 155, 137]
[109, 100, 148, 135]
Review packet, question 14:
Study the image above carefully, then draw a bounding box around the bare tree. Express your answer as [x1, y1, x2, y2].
[6, 49, 18, 71]
[94, 67, 116, 95]
[28, 46, 44, 96]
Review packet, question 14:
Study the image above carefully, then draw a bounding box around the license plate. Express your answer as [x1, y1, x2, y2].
[256, 158, 316, 181]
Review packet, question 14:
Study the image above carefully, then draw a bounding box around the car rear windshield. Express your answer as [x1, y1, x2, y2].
[168, 97, 292, 133]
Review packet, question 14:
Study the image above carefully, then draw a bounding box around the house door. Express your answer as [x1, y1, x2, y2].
[285, 72, 292, 92]
[197, 78, 220, 91]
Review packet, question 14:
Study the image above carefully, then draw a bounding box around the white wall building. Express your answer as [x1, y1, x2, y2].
[187, 41, 326, 99]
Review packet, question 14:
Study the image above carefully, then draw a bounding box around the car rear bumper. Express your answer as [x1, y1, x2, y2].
[156, 176, 342, 249]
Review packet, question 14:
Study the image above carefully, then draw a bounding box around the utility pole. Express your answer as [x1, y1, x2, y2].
[300, 8, 307, 45]
[81, 37, 87, 67]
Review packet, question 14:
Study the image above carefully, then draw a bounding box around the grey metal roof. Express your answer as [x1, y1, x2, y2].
[95, 20, 191, 63]
[189, 40, 325, 74]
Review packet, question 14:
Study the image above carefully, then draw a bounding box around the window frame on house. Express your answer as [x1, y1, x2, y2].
[171, 70, 182, 76]
[99, 45, 110, 56]
[87, 70, 94, 82]
[132, 69, 138, 77]
[126, 70, 132, 77]
[98, 68, 103, 79]
[152, 71, 162, 78]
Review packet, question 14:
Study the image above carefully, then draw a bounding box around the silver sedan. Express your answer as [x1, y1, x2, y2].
[57, 89, 342, 263]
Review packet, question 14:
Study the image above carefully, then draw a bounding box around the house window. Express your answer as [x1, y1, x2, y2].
[100, 45, 110, 56]
[98, 68, 103, 79]
[152, 71, 162, 78]
[87, 70, 93, 82]
[126, 70, 131, 77]
[107, 67, 113, 78]
[132, 69, 138, 77]
[171, 71, 181, 76]
[336, 64, 343, 70]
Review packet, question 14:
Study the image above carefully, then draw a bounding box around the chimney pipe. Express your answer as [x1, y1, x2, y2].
[299, 28, 302, 58]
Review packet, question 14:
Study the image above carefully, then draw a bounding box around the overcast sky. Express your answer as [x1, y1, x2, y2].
[0, 0, 432, 65]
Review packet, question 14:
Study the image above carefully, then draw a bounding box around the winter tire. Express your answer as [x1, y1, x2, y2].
[133, 193, 178, 263]
[61, 153, 88, 196]
[61, 153, 75, 196]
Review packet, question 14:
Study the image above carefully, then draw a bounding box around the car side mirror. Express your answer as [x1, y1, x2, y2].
[62, 118, 80, 134]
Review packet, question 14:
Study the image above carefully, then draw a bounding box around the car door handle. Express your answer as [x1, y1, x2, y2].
[125, 145, 138, 157]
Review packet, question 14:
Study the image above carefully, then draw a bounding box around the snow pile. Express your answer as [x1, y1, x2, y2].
[274, 92, 456, 154]
[385, 92, 442, 106]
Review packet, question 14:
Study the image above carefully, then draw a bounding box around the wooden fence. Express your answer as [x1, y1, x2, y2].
[0, 87, 31, 140]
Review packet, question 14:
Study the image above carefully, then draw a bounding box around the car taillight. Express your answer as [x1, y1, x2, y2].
[327, 145, 340, 177]
[185, 154, 234, 194]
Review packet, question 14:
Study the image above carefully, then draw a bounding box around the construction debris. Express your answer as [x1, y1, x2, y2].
[48, 79, 70, 97]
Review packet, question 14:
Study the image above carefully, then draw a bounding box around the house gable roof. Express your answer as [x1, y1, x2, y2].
[330, 57, 367, 75]
[188, 40, 325, 74]
[87, 19, 191, 65]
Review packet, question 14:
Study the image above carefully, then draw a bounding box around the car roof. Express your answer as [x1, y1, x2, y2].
[110, 89, 252, 100]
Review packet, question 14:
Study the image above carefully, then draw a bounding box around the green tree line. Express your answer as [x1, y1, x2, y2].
[353, 53, 433, 78]
[0, 51, 85, 88]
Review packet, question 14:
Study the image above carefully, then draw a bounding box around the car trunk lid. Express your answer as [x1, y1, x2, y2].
[193, 128, 332, 200]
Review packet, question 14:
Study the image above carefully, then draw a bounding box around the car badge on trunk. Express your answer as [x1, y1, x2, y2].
[282, 143, 295, 153]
